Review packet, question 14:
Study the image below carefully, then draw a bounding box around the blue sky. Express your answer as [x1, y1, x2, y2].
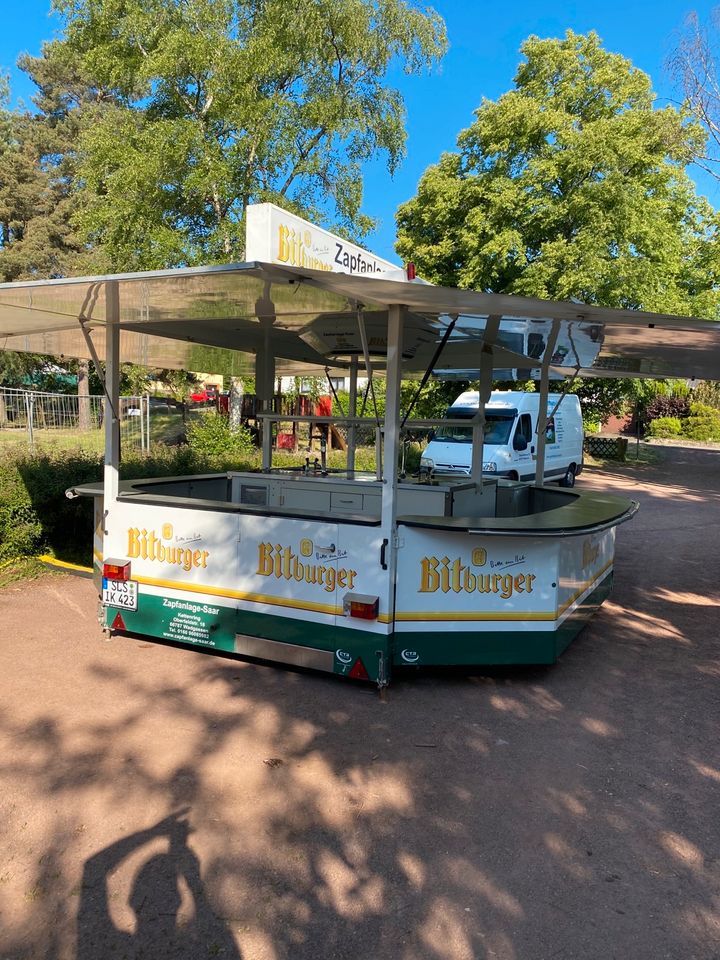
[2, 0, 718, 263]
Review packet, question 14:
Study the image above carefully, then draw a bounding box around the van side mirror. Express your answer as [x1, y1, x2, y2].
[514, 435, 528, 451]
[427, 429, 435, 442]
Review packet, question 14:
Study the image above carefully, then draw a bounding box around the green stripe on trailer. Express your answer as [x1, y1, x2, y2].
[234, 608, 386, 681]
[393, 574, 613, 667]
[107, 593, 238, 652]
[104, 592, 386, 681]
[105, 573, 612, 681]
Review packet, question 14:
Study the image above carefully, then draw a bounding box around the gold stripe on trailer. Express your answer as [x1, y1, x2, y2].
[556, 560, 613, 617]
[394, 562, 613, 623]
[394, 610, 557, 622]
[134, 574, 343, 617]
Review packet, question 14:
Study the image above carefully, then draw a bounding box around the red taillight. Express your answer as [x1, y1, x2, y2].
[103, 559, 131, 581]
[348, 658, 370, 681]
[343, 593, 379, 620]
[406, 262, 417, 280]
[350, 598, 379, 620]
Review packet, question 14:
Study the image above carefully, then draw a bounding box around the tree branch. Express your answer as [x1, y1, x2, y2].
[278, 126, 328, 196]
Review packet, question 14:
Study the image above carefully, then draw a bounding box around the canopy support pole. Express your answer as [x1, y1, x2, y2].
[534, 319, 560, 486]
[257, 320, 275, 472]
[79, 320, 119, 425]
[347, 355, 358, 475]
[381, 304, 404, 601]
[470, 315, 501, 485]
[357, 307, 382, 481]
[400, 314, 458, 430]
[104, 281, 121, 508]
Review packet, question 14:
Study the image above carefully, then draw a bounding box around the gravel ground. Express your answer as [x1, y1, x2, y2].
[1, 447, 719, 960]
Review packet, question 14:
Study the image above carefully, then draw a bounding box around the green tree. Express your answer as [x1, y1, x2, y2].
[0, 67, 96, 282]
[42, 0, 446, 270]
[0, 351, 44, 388]
[400, 378, 469, 420]
[396, 31, 720, 319]
[669, 10, 720, 182]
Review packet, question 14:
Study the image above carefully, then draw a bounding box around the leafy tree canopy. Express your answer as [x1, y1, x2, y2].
[669, 10, 720, 183]
[396, 31, 720, 320]
[43, 0, 447, 270]
[0, 42, 115, 282]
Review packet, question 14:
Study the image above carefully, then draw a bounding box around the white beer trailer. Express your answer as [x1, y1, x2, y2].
[1, 262, 718, 685]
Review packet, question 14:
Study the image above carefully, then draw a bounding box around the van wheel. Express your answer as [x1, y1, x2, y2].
[508, 471, 519, 481]
[559, 465, 576, 488]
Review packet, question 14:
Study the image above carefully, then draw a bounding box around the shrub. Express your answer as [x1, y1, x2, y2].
[647, 417, 682, 438]
[688, 401, 720, 419]
[0, 440, 385, 565]
[692, 381, 720, 409]
[0, 450, 102, 563]
[682, 419, 720, 441]
[679, 402, 720, 442]
[646, 417, 682, 439]
[186, 412, 255, 457]
[644, 395, 691, 424]
[0, 445, 260, 565]
[670, 380, 690, 398]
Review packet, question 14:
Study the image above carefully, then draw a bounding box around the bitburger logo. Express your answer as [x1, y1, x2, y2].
[256, 540, 357, 593]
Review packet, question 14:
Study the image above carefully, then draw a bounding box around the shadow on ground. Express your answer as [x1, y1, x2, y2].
[0, 448, 719, 959]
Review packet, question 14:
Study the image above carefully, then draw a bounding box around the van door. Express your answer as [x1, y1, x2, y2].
[544, 408, 564, 479]
[513, 413, 534, 480]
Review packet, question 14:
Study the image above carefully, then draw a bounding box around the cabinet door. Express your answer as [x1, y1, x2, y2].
[280, 487, 331, 512]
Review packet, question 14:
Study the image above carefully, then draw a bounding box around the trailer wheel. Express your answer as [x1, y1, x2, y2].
[559, 464, 576, 487]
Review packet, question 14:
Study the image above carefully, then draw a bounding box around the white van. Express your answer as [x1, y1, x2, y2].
[420, 390, 584, 486]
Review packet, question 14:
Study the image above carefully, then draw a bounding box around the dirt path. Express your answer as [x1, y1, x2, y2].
[1, 449, 719, 960]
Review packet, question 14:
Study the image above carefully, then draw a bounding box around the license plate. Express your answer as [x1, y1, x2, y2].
[102, 578, 138, 611]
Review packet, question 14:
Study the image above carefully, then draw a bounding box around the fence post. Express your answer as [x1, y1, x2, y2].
[145, 394, 150, 453]
[139, 395, 146, 454]
[78, 358, 91, 430]
[26, 392, 35, 450]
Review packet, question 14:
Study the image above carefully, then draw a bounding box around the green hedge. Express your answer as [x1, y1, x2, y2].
[0, 443, 389, 566]
[682, 402, 720, 442]
[646, 416, 682, 439]
[644, 402, 720, 443]
[0, 451, 102, 563]
[186, 411, 255, 456]
[0, 447, 256, 566]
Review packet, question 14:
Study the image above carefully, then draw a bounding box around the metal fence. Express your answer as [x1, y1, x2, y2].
[0, 387, 152, 455]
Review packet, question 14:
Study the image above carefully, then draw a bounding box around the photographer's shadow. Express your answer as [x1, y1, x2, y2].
[77, 810, 241, 959]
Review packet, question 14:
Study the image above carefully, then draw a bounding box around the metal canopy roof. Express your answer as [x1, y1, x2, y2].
[0, 260, 718, 381]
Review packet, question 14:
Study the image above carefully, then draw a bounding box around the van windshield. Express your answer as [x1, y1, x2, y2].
[434, 413, 516, 445]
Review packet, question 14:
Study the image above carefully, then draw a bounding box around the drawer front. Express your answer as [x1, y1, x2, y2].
[330, 492, 364, 512]
[282, 489, 331, 511]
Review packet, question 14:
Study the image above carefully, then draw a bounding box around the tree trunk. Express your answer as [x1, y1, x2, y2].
[78, 358, 91, 430]
[229, 377, 244, 432]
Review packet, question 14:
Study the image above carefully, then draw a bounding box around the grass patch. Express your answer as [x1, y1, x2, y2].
[0, 410, 193, 456]
[584, 442, 663, 470]
[0, 428, 105, 455]
[0, 557, 62, 589]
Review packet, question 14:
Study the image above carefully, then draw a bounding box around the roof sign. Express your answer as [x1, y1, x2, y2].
[246, 203, 402, 278]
